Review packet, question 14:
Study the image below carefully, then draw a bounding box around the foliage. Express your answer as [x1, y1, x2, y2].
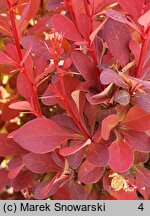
[0, 0, 150, 200]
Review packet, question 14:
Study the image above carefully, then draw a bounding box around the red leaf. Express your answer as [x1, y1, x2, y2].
[23, 153, 60, 173]
[5, 43, 19, 63]
[41, 83, 59, 106]
[123, 130, 150, 152]
[42, 75, 80, 117]
[71, 51, 99, 88]
[52, 184, 71, 200]
[34, 174, 68, 199]
[51, 14, 82, 41]
[9, 101, 33, 111]
[122, 105, 150, 131]
[21, 35, 49, 58]
[11, 170, 34, 192]
[118, 0, 145, 19]
[106, 9, 128, 23]
[17, 73, 31, 101]
[0, 134, 24, 157]
[108, 139, 134, 172]
[0, 16, 12, 36]
[93, 35, 103, 64]
[103, 19, 131, 67]
[51, 114, 80, 134]
[135, 165, 150, 187]
[67, 140, 84, 169]
[1, 102, 19, 121]
[8, 157, 24, 179]
[86, 84, 112, 105]
[100, 69, 127, 88]
[59, 139, 91, 156]
[87, 142, 109, 166]
[84, 102, 99, 134]
[13, 118, 76, 154]
[0, 50, 17, 66]
[19, 0, 40, 34]
[77, 13, 91, 40]
[129, 40, 140, 65]
[101, 114, 119, 140]
[69, 181, 89, 200]
[78, 160, 103, 184]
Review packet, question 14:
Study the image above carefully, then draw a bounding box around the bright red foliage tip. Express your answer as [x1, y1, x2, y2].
[0, 0, 150, 200]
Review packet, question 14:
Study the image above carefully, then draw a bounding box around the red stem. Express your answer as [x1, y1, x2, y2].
[6, 0, 42, 118]
[136, 27, 150, 78]
[65, 0, 77, 28]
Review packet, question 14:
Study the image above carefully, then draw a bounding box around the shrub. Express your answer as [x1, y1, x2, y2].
[0, 0, 150, 200]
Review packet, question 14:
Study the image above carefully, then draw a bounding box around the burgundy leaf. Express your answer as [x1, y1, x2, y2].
[103, 18, 131, 67]
[135, 93, 150, 112]
[46, 0, 63, 11]
[78, 160, 103, 184]
[17, 73, 31, 102]
[106, 9, 128, 23]
[13, 118, 77, 154]
[0, 134, 24, 157]
[114, 90, 130, 106]
[100, 68, 128, 88]
[51, 114, 80, 134]
[67, 140, 84, 169]
[123, 130, 150, 152]
[71, 51, 99, 88]
[84, 102, 99, 134]
[69, 181, 89, 200]
[51, 14, 83, 41]
[23, 153, 60, 173]
[86, 84, 112, 105]
[135, 165, 150, 187]
[8, 157, 24, 179]
[11, 170, 34, 192]
[59, 139, 91, 156]
[87, 142, 109, 166]
[34, 174, 68, 199]
[52, 184, 71, 200]
[67, 149, 84, 169]
[108, 139, 134, 172]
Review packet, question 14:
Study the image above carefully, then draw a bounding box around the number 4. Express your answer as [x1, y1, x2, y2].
[138, 203, 144, 211]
